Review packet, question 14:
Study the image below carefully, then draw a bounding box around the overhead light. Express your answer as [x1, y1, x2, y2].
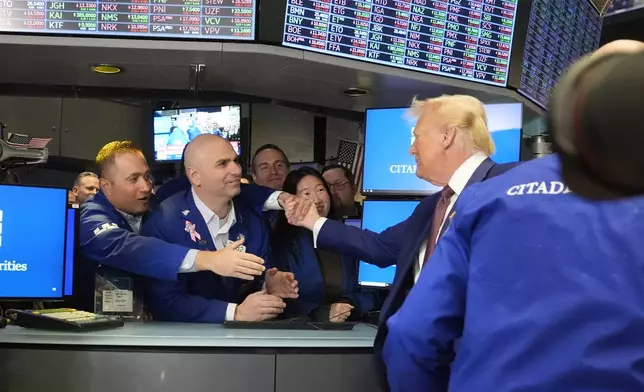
[343, 87, 369, 97]
[91, 65, 123, 75]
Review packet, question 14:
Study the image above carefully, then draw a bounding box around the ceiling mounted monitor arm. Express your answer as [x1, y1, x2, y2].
[189, 64, 206, 97]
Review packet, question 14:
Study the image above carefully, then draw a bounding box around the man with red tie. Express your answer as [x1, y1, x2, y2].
[289, 94, 518, 390]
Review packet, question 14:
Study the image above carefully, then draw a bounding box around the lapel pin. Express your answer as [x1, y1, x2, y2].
[182, 210, 190, 216]
[184, 220, 202, 243]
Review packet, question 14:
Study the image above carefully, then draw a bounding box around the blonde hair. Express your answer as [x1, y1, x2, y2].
[408, 95, 495, 156]
[95, 141, 143, 177]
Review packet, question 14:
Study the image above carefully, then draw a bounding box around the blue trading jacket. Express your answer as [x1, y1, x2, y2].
[141, 189, 271, 323]
[384, 154, 644, 392]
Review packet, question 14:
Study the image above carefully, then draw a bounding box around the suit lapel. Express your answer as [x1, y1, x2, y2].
[181, 192, 216, 251]
[438, 209, 456, 238]
[400, 194, 440, 280]
[226, 201, 257, 297]
[228, 201, 247, 248]
[384, 194, 440, 318]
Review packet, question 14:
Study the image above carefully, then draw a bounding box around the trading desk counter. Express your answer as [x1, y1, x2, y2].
[0, 322, 379, 392]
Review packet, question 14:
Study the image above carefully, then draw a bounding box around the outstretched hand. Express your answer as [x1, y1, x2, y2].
[194, 237, 265, 280]
[265, 267, 299, 299]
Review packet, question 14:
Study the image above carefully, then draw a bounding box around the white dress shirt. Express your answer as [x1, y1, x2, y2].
[412, 152, 488, 282]
[181, 189, 283, 321]
[312, 152, 489, 283]
[118, 211, 143, 234]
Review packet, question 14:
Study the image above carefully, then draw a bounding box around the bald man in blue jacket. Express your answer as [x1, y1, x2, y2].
[384, 153, 644, 391]
[142, 135, 302, 323]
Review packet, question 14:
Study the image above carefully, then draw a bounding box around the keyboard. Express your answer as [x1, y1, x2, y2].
[10, 308, 124, 332]
[224, 319, 357, 331]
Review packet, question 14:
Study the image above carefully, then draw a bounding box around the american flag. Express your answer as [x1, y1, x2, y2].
[6, 133, 52, 149]
[336, 139, 364, 188]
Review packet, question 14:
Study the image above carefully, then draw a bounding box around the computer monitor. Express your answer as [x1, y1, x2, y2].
[362, 103, 523, 196]
[358, 200, 420, 287]
[0, 185, 68, 299]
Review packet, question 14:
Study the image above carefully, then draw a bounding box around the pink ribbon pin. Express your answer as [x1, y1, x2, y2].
[184, 220, 202, 242]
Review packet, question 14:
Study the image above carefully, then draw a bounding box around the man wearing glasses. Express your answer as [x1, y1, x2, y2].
[322, 164, 361, 218]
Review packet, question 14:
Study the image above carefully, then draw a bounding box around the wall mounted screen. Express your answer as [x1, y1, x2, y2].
[154, 105, 241, 162]
[0, 0, 256, 39]
[362, 103, 522, 196]
[518, 0, 601, 108]
[283, 0, 520, 87]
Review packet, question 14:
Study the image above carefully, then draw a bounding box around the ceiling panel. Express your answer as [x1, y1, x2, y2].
[0, 35, 544, 120]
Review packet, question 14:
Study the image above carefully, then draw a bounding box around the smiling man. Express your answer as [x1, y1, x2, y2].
[71, 172, 99, 204]
[251, 144, 290, 190]
[79, 141, 307, 318]
[142, 135, 300, 323]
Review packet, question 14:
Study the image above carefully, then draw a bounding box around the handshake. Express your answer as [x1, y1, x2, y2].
[281, 193, 322, 230]
[191, 193, 321, 321]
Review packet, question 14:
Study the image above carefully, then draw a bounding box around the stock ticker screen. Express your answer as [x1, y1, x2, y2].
[0, 0, 255, 39]
[282, 0, 519, 87]
[518, 0, 601, 108]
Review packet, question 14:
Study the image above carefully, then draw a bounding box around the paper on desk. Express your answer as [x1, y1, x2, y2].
[102, 289, 134, 313]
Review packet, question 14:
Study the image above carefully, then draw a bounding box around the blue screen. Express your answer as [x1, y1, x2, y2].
[363, 104, 523, 195]
[358, 200, 419, 287]
[64, 208, 77, 296]
[0, 185, 67, 299]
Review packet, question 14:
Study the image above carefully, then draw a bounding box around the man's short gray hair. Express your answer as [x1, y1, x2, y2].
[73, 171, 98, 187]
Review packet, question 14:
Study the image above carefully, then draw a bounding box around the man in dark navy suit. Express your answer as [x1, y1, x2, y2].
[289, 94, 519, 389]
[142, 135, 301, 323]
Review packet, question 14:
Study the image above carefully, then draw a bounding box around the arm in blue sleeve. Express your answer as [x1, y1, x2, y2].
[316, 219, 408, 268]
[383, 215, 470, 392]
[236, 183, 275, 215]
[80, 206, 189, 281]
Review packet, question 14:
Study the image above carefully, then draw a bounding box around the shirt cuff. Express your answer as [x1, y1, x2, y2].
[312, 217, 328, 248]
[226, 303, 238, 321]
[178, 249, 199, 273]
[263, 191, 283, 211]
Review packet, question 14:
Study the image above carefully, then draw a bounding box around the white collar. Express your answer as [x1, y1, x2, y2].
[191, 188, 236, 228]
[448, 151, 489, 196]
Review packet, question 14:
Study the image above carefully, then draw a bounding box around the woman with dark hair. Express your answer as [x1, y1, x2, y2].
[273, 167, 382, 322]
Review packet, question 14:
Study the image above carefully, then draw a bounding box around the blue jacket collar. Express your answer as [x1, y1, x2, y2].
[91, 191, 134, 232]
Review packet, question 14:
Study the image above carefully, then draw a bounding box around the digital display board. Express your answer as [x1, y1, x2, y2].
[0, 0, 255, 40]
[518, 0, 601, 108]
[606, 0, 644, 14]
[283, 0, 520, 87]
